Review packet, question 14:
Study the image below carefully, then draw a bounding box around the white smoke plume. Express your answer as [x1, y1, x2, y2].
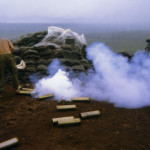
[34, 42, 150, 108]
[34, 59, 81, 100]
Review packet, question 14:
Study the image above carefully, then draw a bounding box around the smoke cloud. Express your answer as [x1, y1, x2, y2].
[34, 43, 150, 108]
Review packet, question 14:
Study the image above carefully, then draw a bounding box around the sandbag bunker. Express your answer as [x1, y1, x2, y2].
[13, 26, 93, 83]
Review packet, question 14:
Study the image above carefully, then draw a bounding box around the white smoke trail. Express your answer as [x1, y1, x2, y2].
[84, 43, 150, 108]
[34, 68, 80, 100]
[34, 42, 150, 108]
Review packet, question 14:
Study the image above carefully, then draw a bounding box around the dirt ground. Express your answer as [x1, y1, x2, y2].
[0, 85, 150, 150]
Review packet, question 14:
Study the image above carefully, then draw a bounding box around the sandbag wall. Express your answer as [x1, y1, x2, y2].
[13, 45, 54, 82]
[13, 31, 47, 47]
[12, 31, 93, 83]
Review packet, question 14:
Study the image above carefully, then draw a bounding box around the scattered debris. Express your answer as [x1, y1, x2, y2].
[56, 105, 77, 111]
[0, 137, 19, 150]
[72, 97, 90, 102]
[16, 60, 26, 70]
[17, 90, 32, 95]
[38, 94, 54, 99]
[58, 118, 81, 126]
[24, 83, 31, 88]
[80, 110, 100, 119]
[21, 88, 34, 91]
[52, 116, 74, 125]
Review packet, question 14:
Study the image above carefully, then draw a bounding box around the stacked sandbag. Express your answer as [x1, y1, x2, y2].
[145, 39, 150, 51]
[81, 44, 87, 59]
[19, 50, 38, 81]
[11, 27, 93, 82]
[117, 52, 132, 60]
[54, 44, 85, 72]
[22, 49, 40, 61]
[36, 65, 48, 75]
[32, 44, 57, 76]
[12, 45, 56, 82]
[13, 31, 47, 47]
[13, 45, 92, 82]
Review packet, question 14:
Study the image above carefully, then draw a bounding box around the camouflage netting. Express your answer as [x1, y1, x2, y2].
[12, 26, 93, 82]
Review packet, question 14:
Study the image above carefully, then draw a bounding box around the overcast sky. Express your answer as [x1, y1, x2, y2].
[0, 0, 150, 25]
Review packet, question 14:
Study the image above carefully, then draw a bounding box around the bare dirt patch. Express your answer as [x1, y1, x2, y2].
[0, 85, 150, 150]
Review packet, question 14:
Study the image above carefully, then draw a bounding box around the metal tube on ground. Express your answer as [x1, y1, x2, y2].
[38, 94, 54, 99]
[17, 90, 32, 95]
[52, 116, 74, 125]
[80, 110, 100, 119]
[72, 97, 90, 102]
[21, 88, 34, 91]
[0, 137, 19, 150]
[58, 118, 81, 126]
[56, 105, 77, 111]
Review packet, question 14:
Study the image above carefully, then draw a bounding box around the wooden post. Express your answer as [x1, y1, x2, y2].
[80, 110, 100, 119]
[0, 138, 19, 150]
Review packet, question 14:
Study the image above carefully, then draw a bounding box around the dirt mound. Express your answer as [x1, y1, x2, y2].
[0, 85, 150, 150]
